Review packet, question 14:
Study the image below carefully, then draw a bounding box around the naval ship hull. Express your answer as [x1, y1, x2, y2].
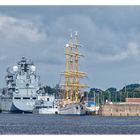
[59, 103, 86, 115]
[0, 97, 36, 113]
[12, 98, 36, 113]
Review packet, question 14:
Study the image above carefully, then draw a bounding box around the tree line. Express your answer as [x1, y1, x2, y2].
[43, 83, 140, 105]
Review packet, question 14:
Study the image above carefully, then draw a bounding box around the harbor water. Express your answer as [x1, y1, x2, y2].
[0, 114, 140, 134]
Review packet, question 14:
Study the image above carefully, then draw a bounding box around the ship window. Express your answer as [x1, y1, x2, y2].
[44, 106, 48, 108]
[32, 97, 36, 100]
[49, 106, 52, 108]
[23, 97, 30, 100]
[47, 98, 49, 101]
[14, 97, 21, 100]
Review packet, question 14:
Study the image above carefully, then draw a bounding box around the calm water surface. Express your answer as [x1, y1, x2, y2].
[0, 113, 140, 134]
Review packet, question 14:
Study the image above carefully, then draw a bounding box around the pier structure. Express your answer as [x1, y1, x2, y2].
[99, 103, 140, 116]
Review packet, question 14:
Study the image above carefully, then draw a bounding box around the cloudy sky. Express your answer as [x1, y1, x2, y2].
[0, 6, 140, 90]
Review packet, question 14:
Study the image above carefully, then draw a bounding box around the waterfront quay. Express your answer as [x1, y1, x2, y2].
[99, 103, 140, 116]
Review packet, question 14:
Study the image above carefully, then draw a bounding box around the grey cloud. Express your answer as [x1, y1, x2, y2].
[1, 6, 140, 90]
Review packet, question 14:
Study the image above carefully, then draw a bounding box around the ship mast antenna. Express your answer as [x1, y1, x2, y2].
[65, 43, 69, 100]
[74, 31, 79, 103]
[69, 32, 74, 102]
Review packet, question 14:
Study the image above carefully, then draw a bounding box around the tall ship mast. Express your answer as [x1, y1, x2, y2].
[59, 32, 88, 115]
[0, 56, 41, 113]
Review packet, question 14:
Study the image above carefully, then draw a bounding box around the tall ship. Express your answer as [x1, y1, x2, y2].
[59, 32, 88, 115]
[0, 56, 41, 113]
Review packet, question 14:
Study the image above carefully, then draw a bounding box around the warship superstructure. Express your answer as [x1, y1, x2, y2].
[59, 32, 88, 115]
[0, 56, 41, 113]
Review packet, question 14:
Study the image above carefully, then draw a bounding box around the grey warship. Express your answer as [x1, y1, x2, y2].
[0, 56, 41, 113]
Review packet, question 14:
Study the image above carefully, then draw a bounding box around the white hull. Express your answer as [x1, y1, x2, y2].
[59, 103, 86, 115]
[33, 107, 58, 114]
[37, 108, 58, 114]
